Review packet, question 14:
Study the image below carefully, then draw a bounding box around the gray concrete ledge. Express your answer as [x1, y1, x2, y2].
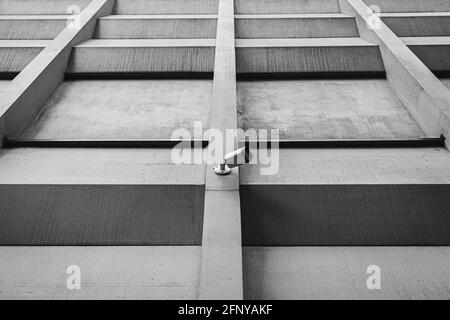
[244, 247, 450, 299]
[0, 246, 201, 299]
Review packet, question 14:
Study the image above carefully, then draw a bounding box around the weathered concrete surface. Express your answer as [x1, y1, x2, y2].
[362, 0, 450, 13]
[244, 247, 450, 300]
[68, 39, 216, 73]
[0, 0, 115, 143]
[235, 14, 358, 38]
[21, 80, 212, 139]
[341, 0, 450, 144]
[0, 43, 45, 73]
[235, 0, 340, 14]
[0, 0, 91, 14]
[241, 148, 450, 185]
[0, 16, 68, 40]
[236, 38, 384, 73]
[96, 15, 218, 39]
[237, 80, 424, 139]
[114, 0, 219, 15]
[0, 246, 200, 299]
[382, 13, 450, 37]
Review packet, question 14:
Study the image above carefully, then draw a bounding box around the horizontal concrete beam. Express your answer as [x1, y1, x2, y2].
[114, 0, 219, 15]
[0, 148, 206, 184]
[0, 17, 68, 40]
[381, 13, 450, 37]
[96, 15, 218, 39]
[0, 246, 201, 299]
[236, 38, 384, 73]
[235, 0, 341, 14]
[241, 148, 450, 185]
[402, 37, 450, 72]
[235, 15, 358, 38]
[244, 247, 450, 299]
[0, 46, 44, 73]
[68, 39, 215, 73]
[362, 0, 450, 13]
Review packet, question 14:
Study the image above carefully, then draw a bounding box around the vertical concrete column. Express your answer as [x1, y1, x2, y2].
[339, 0, 450, 146]
[0, 0, 115, 145]
[198, 0, 243, 299]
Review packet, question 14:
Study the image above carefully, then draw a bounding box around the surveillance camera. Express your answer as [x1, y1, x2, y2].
[214, 146, 251, 175]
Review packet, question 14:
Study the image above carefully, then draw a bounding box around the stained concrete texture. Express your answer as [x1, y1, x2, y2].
[114, 0, 219, 15]
[0, 246, 200, 299]
[22, 80, 212, 139]
[244, 247, 450, 300]
[237, 80, 424, 139]
[235, 0, 341, 14]
[363, 0, 450, 13]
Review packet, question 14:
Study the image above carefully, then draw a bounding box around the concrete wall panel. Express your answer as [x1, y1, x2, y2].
[0, 184, 204, 245]
[21, 80, 211, 139]
[244, 247, 450, 299]
[241, 184, 450, 245]
[237, 80, 423, 139]
[235, 0, 340, 14]
[408, 44, 450, 72]
[235, 16, 359, 38]
[114, 0, 219, 15]
[68, 45, 215, 73]
[383, 16, 450, 37]
[0, 47, 43, 72]
[236, 46, 385, 73]
[96, 17, 217, 39]
[363, 0, 450, 13]
[0, 18, 67, 40]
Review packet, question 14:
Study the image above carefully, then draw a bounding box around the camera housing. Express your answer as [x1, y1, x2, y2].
[213, 146, 251, 175]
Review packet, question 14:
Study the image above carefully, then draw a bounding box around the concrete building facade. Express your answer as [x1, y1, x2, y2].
[0, 0, 449, 299]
